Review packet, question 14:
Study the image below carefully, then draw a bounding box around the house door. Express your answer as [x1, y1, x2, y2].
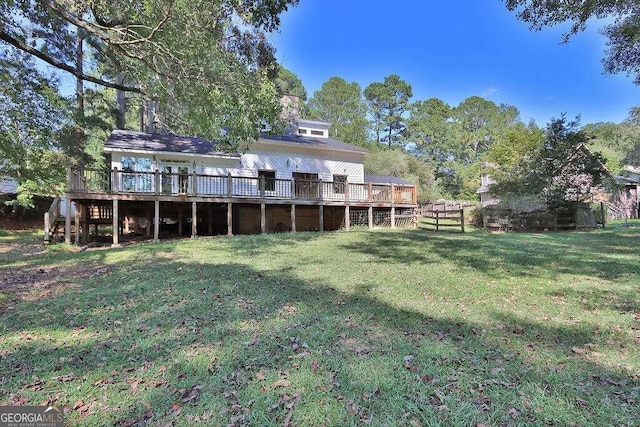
[161, 165, 190, 194]
[293, 172, 319, 199]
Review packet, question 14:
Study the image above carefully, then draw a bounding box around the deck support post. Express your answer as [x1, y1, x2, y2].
[65, 198, 72, 244]
[391, 207, 396, 229]
[345, 205, 350, 231]
[227, 203, 233, 235]
[112, 199, 120, 247]
[368, 206, 373, 230]
[191, 201, 197, 239]
[74, 202, 81, 245]
[261, 203, 266, 234]
[290, 204, 296, 232]
[319, 204, 324, 232]
[82, 204, 89, 243]
[154, 201, 160, 241]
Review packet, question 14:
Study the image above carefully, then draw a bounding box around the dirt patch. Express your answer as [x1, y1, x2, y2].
[0, 263, 112, 312]
[0, 218, 43, 231]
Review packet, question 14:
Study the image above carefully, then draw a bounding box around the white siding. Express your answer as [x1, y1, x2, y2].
[0, 177, 18, 194]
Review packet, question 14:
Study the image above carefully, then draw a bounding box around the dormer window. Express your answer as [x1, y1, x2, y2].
[296, 118, 331, 139]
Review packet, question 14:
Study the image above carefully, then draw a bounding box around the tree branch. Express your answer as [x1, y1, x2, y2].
[0, 30, 142, 93]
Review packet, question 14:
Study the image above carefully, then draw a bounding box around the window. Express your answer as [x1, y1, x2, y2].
[298, 128, 307, 135]
[121, 156, 152, 192]
[310, 130, 324, 136]
[258, 170, 276, 192]
[333, 175, 347, 194]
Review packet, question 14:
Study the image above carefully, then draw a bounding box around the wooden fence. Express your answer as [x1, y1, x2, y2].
[422, 208, 465, 232]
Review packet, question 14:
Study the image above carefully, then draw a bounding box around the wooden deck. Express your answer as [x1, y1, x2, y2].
[67, 167, 418, 206]
[57, 167, 418, 245]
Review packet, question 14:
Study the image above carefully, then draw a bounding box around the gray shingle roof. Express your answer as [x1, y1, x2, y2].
[105, 130, 234, 156]
[104, 129, 369, 156]
[260, 133, 369, 154]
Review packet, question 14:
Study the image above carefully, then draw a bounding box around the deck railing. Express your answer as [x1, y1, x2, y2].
[67, 167, 418, 204]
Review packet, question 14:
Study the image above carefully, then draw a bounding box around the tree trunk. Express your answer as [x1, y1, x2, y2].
[116, 73, 126, 129]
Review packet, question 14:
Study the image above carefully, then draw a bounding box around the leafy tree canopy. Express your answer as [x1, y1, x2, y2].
[364, 148, 438, 201]
[364, 74, 412, 148]
[274, 65, 307, 101]
[490, 116, 611, 210]
[307, 76, 369, 147]
[0, 0, 298, 145]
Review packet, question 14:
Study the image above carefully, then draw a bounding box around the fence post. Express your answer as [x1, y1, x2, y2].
[600, 201, 605, 228]
[460, 208, 465, 233]
[435, 210, 439, 232]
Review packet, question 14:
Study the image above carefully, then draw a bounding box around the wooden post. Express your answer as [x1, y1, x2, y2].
[192, 171, 198, 196]
[227, 172, 233, 197]
[112, 167, 119, 192]
[260, 203, 266, 233]
[66, 164, 73, 191]
[290, 175, 296, 200]
[65, 198, 72, 244]
[391, 183, 396, 204]
[112, 199, 120, 247]
[191, 201, 197, 239]
[44, 212, 51, 244]
[227, 202, 233, 235]
[74, 202, 81, 245]
[154, 170, 160, 195]
[435, 210, 439, 231]
[318, 179, 324, 201]
[368, 182, 373, 201]
[368, 206, 373, 230]
[460, 208, 465, 233]
[344, 178, 350, 203]
[345, 206, 350, 231]
[178, 208, 183, 236]
[319, 204, 324, 232]
[260, 175, 266, 199]
[600, 201, 605, 228]
[290, 204, 296, 232]
[154, 201, 160, 241]
[82, 204, 89, 242]
[391, 207, 396, 229]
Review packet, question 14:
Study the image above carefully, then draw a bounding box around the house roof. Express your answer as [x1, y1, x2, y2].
[364, 174, 414, 186]
[259, 133, 368, 154]
[105, 130, 238, 157]
[105, 129, 369, 157]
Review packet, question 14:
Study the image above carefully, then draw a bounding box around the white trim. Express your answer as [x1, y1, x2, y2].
[256, 138, 368, 155]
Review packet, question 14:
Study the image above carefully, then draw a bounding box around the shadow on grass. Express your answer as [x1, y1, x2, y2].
[340, 225, 640, 281]
[1, 239, 638, 426]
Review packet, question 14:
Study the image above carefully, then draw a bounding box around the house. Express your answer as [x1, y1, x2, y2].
[54, 118, 418, 245]
[606, 166, 640, 219]
[0, 176, 18, 195]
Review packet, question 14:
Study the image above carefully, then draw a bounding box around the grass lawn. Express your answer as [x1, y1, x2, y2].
[0, 223, 639, 426]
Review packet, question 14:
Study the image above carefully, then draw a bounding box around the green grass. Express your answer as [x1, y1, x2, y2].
[1, 222, 639, 426]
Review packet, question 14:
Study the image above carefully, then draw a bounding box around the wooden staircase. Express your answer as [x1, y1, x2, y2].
[44, 199, 114, 244]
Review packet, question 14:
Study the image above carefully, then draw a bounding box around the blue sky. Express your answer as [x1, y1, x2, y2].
[269, 0, 640, 126]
